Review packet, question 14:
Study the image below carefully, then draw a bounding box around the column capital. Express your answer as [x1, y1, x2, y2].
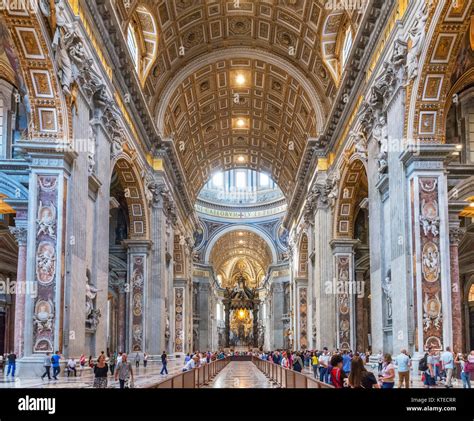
[449, 227, 466, 246]
[122, 239, 152, 254]
[330, 238, 360, 254]
[9, 226, 28, 246]
[400, 144, 456, 175]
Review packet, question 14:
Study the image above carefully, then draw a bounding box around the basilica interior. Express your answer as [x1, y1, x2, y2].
[0, 0, 473, 380]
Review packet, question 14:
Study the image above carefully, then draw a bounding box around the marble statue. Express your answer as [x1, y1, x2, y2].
[406, 4, 429, 82]
[85, 269, 101, 329]
[382, 276, 393, 320]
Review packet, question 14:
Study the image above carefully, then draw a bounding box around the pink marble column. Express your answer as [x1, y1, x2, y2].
[449, 227, 465, 353]
[9, 226, 27, 358]
[118, 289, 126, 353]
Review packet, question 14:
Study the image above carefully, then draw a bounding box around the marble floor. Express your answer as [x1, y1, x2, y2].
[0, 359, 185, 389]
[207, 362, 277, 389]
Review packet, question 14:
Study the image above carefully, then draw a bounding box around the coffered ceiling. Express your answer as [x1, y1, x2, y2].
[162, 57, 319, 199]
[118, 0, 355, 201]
[210, 230, 273, 282]
[139, 0, 337, 106]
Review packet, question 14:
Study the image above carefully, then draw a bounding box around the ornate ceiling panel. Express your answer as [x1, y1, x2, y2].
[143, 0, 335, 107]
[163, 57, 318, 199]
[209, 230, 273, 279]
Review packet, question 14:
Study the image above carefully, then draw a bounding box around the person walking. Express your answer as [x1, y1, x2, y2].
[160, 351, 168, 376]
[41, 352, 52, 381]
[93, 354, 109, 388]
[395, 349, 411, 388]
[342, 350, 351, 376]
[440, 346, 454, 388]
[348, 355, 379, 389]
[456, 353, 471, 389]
[376, 351, 383, 374]
[6, 351, 16, 378]
[422, 348, 436, 389]
[311, 352, 319, 379]
[143, 353, 148, 368]
[114, 353, 134, 389]
[79, 354, 86, 374]
[292, 352, 303, 373]
[330, 354, 345, 388]
[379, 354, 395, 389]
[109, 353, 116, 375]
[134, 352, 140, 368]
[319, 348, 330, 384]
[51, 351, 61, 380]
[88, 355, 94, 368]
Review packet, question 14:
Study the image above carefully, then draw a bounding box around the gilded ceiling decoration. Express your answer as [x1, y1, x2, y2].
[162, 57, 319, 200]
[210, 230, 272, 287]
[117, 0, 359, 202]
[140, 0, 337, 107]
[334, 159, 368, 238]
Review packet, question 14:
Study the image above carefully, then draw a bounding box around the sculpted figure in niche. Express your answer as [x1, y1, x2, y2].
[382, 275, 393, 320]
[85, 269, 101, 329]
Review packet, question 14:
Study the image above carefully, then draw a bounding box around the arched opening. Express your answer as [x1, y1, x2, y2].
[334, 158, 371, 352]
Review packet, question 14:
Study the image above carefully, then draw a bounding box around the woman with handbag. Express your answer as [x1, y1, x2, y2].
[93, 354, 109, 388]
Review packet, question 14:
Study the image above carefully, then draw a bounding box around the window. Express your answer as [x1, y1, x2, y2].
[259, 173, 270, 187]
[342, 27, 353, 68]
[127, 25, 139, 70]
[212, 172, 224, 188]
[236, 171, 246, 189]
[469, 283, 474, 303]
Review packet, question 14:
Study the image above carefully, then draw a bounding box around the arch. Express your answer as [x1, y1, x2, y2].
[154, 48, 327, 200]
[156, 48, 326, 135]
[406, 0, 473, 142]
[333, 158, 368, 239]
[0, 171, 28, 201]
[320, 11, 349, 84]
[111, 157, 149, 240]
[0, 7, 70, 140]
[204, 224, 278, 265]
[126, 4, 158, 85]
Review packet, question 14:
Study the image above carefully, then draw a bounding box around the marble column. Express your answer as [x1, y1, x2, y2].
[123, 240, 151, 354]
[330, 239, 358, 350]
[116, 271, 127, 353]
[295, 281, 308, 350]
[173, 284, 186, 355]
[355, 269, 366, 352]
[401, 145, 455, 353]
[311, 172, 336, 350]
[224, 302, 230, 347]
[448, 202, 466, 353]
[9, 226, 27, 357]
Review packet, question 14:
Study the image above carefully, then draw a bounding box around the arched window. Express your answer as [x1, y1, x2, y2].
[342, 27, 353, 68]
[469, 283, 474, 303]
[127, 24, 139, 70]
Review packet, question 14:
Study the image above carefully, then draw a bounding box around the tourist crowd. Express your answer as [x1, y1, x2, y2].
[257, 347, 474, 389]
[2, 346, 473, 389]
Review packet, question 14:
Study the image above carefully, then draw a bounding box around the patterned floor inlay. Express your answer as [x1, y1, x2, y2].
[207, 362, 278, 389]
